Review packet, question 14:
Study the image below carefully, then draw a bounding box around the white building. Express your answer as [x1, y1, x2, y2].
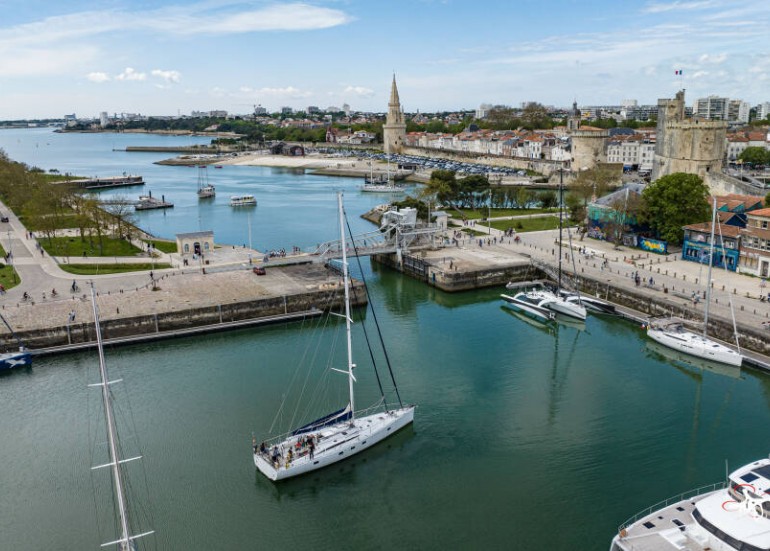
[728, 100, 750, 123]
[694, 96, 729, 120]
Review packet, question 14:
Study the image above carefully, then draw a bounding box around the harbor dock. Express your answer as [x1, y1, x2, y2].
[56, 175, 144, 189]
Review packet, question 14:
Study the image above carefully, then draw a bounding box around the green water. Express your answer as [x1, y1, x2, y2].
[1, 264, 769, 550]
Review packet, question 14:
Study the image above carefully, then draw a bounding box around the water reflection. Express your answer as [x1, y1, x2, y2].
[645, 340, 742, 380]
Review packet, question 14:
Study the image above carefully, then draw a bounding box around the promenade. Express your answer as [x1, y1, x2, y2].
[2, 195, 769, 353]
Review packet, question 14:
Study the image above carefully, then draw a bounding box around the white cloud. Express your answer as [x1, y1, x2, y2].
[698, 53, 727, 64]
[642, 1, 717, 14]
[343, 86, 375, 98]
[115, 67, 146, 81]
[151, 69, 181, 83]
[256, 86, 313, 99]
[87, 72, 110, 82]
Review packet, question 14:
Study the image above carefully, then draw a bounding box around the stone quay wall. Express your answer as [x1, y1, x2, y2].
[10, 283, 366, 351]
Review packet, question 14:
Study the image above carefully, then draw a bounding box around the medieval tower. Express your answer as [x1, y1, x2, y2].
[568, 100, 609, 171]
[382, 75, 406, 154]
[652, 90, 727, 181]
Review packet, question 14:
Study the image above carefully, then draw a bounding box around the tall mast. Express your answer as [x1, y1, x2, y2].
[90, 287, 131, 550]
[90, 287, 153, 550]
[703, 197, 717, 337]
[338, 192, 355, 420]
[557, 169, 563, 292]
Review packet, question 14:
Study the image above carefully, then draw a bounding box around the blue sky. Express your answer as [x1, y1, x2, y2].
[0, 0, 768, 119]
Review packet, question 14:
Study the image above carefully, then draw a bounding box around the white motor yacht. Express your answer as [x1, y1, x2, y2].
[610, 456, 770, 551]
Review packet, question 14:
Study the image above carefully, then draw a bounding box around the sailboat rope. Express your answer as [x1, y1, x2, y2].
[714, 210, 742, 353]
[344, 206, 404, 409]
[267, 289, 346, 435]
[260, 399, 387, 447]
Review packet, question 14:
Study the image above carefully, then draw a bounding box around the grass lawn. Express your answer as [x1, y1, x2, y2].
[456, 207, 556, 219]
[146, 239, 177, 254]
[459, 227, 489, 237]
[487, 216, 561, 232]
[0, 264, 20, 290]
[18, 212, 82, 232]
[40, 236, 143, 257]
[59, 263, 172, 275]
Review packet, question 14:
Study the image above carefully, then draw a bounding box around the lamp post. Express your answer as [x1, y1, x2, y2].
[488, 188, 492, 235]
[6, 230, 11, 264]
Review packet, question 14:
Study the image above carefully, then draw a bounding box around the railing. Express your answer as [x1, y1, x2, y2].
[617, 481, 726, 534]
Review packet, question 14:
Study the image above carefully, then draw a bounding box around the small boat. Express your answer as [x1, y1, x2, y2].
[252, 192, 415, 481]
[525, 288, 587, 320]
[501, 292, 555, 322]
[610, 455, 770, 551]
[646, 317, 742, 367]
[0, 313, 31, 370]
[645, 340, 741, 379]
[230, 195, 257, 207]
[196, 165, 215, 199]
[214, 165, 223, 169]
[361, 182, 404, 193]
[0, 348, 31, 370]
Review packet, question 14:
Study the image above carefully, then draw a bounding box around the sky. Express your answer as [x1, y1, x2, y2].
[0, 0, 769, 120]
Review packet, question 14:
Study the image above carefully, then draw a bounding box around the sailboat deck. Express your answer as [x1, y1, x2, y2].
[255, 406, 414, 480]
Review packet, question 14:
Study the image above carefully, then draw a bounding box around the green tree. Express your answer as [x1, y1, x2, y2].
[738, 147, 770, 166]
[422, 169, 457, 205]
[765, 191, 770, 207]
[640, 172, 711, 245]
[539, 191, 558, 209]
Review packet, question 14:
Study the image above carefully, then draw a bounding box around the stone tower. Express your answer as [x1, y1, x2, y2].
[567, 100, 581, 132]
[382, 75, 406, 154]
[652, 90, 727, 181]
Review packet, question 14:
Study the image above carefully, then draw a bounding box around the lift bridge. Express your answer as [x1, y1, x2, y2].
[311, 207, 442, 262]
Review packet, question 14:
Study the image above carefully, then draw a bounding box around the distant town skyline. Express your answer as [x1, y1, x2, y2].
[1, 0, 769, 120]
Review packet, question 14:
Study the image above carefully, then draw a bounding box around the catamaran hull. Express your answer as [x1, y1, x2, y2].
[255, 406, 415, 481]
[647, 328, 743, 367]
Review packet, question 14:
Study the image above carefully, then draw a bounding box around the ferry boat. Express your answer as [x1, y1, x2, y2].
[230, 195, 257, 207]
[610, 456, 770, 551]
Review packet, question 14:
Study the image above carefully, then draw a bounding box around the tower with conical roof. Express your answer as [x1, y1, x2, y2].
[382, 75, 406, 154]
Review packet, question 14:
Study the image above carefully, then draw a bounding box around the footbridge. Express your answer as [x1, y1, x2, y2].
[312, 221, 442, 261]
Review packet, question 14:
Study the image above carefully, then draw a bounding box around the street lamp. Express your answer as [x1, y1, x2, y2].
[6, 230, 12, 264]
[488, 188, 492, 235]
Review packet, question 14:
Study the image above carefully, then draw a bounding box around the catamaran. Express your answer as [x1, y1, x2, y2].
[252, 192, 415, 481]
[610, 455, 770, 551]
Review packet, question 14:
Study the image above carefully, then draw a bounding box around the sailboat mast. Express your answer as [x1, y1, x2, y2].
[338, 192, 355, 420]
[703, 197, 717, 337]
[557, 169, 563, 292]
[90, 288, 132, 550]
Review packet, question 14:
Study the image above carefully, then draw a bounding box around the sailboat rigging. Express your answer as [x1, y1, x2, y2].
[196, 165, 215, 199]
[252, 192, 415, 481]
[89, 287, 154, 550]
[503, 169, 587, 321]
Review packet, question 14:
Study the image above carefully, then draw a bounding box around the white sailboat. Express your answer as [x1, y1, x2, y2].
[196, 165, 215, 199]
[88, 288, 154, 550]
[362, 156, 403, 193]
[253, 192, 415, 481]
[647, 198, 743, 367]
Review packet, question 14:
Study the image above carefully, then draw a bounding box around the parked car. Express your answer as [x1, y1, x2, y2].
[0, 215, 8, 223]
[252, 266, 266, 275]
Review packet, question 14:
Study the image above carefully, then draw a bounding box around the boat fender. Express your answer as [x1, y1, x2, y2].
[619, 528, 627, 538]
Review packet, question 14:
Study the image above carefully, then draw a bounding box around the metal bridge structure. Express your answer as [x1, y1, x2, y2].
[311, 220, 443, 262]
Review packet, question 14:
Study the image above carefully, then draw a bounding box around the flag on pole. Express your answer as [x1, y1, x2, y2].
[675, 69, 683, 75]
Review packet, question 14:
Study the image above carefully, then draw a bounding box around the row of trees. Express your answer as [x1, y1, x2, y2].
[0, 151, 140, 254]
[417, 163, 745, 247]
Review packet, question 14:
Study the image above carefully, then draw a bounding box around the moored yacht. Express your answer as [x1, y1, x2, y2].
[527, 288, 587, 320]
[610, 456, 770, 551]
[230, 194, 257, 206]
[646, 317, 743, 367]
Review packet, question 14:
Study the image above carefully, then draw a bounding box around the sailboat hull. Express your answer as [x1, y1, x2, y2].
[255, 406, 415, 481]
[646, 326, 743, 367]
[527, 289, 587, 320]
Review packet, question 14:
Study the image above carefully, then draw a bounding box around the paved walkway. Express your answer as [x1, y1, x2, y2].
[445, 216, 770, 333]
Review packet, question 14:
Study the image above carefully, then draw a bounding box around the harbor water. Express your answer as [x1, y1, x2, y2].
[1, 129, 770, 550]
